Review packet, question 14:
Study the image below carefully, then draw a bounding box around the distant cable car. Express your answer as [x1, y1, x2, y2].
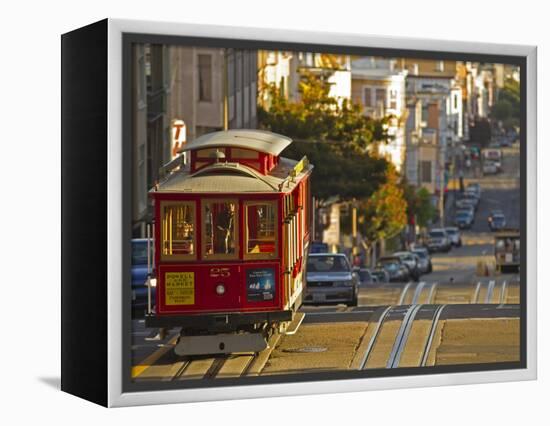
[144, 129, 313, 356]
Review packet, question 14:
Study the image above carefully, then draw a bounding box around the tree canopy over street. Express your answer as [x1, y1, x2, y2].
[492, 77, 520, 130]
[258, 71, 393, 200]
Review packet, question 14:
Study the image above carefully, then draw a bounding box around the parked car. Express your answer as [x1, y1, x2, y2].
[465, 187, 481, 201]
[305, 253, 359, 306]
[411, 247, 433, 274]
[371, 268, 390, 283]
[499, 136, 513, 147]
[455, 192, 479, 211]
[483, 161, 498, 175]
[489, 213, 507, 232]
[427, 228, 452, 253]
[131, 238, 155, 315]
[488, 209, 503, 224]
[310, 241, 329, 254]
[376, 256, 411, 283]
[482, 148, 503, 171]
[454, 210, 474, 229]
[356, 268, 376, 285]
[466, 183, 481, 198]
[392, 251, 421, 281]
[445, 227, 463, 247]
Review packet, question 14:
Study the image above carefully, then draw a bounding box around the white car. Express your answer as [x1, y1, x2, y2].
[483, 161, 498, 175]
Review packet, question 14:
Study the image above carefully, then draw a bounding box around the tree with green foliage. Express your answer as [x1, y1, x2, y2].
[258, 70, 393, 200]
[401, 183, 437, 228]
[492, 77, 520, 130]
[357, 168, 408, 244]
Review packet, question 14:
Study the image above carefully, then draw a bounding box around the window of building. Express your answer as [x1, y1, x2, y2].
[389, 89, 398, 110]
[161, 202, 196, 260]
[203, 200, 238, 258]
[245, 202, 277, 258]
[421, 161, 432, 183]
[198, 54, 212, 102]
[375, 88, 386, 108]
[363, 87, 372, 107]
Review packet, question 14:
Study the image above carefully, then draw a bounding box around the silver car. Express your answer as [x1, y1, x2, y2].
[411, 247, 432, 274]
[304, 254, 358, 306]
[445, 227, 462, 247]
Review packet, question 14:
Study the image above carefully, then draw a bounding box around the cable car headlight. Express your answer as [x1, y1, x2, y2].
[215, 284, 226, 295]
[148, 278, 157, 288]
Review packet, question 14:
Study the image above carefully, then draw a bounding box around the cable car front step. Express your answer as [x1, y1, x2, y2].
[174, 332, 268, 356]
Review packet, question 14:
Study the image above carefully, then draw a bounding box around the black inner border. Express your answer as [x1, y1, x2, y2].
[121, 32, 527, 394]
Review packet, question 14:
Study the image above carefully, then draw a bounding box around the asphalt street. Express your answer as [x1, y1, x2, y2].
[130, 142, 522, 380]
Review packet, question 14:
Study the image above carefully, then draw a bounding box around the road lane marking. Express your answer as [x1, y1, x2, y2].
[420, 305, 447, 367]
[411, 282, 426, 305]
[387, 304, 423, 368]
[397, 282, 412, 305]
[131, 335, 179, 378]
[485, 280, 496, 303]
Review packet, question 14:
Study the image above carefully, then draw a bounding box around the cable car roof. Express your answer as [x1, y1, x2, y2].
[154, 157, 312, 194]
[181, 129, 292, 157]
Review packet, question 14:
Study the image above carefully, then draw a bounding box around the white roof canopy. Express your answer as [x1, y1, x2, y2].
[181, 129, 292, 157]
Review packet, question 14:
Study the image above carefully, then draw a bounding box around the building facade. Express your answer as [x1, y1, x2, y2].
[351, 57, 408, 172]
[132, 45, 258, 236]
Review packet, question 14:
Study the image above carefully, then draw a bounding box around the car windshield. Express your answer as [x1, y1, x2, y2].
[429, 231, 445, 238]
[132, 241, 151, 265]
[307, 255, 350, 272]
[456, 212, 470, 218]
[378, 259, 399, 270]
[446, 229, 458, 235]
[493, 215, 505, 222]
[413, 250, 427, 259]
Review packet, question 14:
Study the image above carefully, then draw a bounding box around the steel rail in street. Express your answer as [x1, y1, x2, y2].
[358, 306, 394, 370]
[426, 282, 438, 304]
[397, 282, 413, 305]
[472, 281, 482, 303]
[411, 282, 426, 305]
[386, 304, 423, 368]
[485, 280, 496, 303]
[420, 304, 448, 367]
[498, 280, 508, 305]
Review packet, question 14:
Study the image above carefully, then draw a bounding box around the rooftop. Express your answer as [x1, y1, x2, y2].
[154, 157, 313, 194]
[181, 129, 292, 157]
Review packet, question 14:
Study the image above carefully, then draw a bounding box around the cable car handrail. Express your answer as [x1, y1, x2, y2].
[278, 156, 309, 191]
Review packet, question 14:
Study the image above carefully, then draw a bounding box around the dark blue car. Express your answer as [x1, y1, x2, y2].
[132, 238, 155, 314]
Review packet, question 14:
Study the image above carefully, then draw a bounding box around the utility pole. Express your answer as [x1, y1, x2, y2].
[351, 200, 357, 265]
[223, 49, 229, 131]
[439, 163, 445, 227]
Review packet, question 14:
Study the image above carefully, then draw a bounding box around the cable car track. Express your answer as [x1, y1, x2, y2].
[358, 304, 447, 370]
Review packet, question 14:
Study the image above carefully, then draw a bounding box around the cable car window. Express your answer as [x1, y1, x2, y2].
[196, 148, 225, 158]
[203, 200, 238, 258]
[231, 148, 259, 159]
[245, 202, 277, 258]
[161, 202, 195, 260]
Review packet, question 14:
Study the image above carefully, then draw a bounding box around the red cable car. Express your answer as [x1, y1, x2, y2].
[145, 130, 313, 356]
